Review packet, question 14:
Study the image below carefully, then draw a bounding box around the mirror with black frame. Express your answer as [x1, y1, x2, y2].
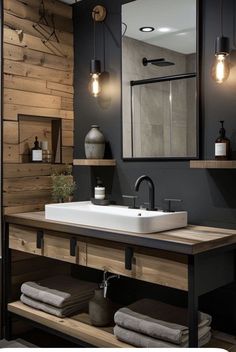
[122, 0, 198, 159]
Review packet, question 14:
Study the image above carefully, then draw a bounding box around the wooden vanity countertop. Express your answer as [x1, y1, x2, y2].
[5, 211, 236, 255]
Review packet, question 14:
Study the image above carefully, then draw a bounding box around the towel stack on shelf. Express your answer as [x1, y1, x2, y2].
[114, 299, 212, 348]
[20, 275, 97, 318]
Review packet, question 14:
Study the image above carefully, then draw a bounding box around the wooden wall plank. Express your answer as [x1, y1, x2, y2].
[61, 97, 73, 111]
[4, 59, 73, 85]
[47, 81, 73, 94]
[3, 121, 19, 144]
[4, 43, 73, 71]
[17, 0, 72, 19]
[3, 143, 20, 163]
[4, 204, 45, 214]
[3, 163, 69, 178]
[62, 130, 73, 147]
[4, 103, 73, 121]
[4, 28, 73, 58]
[4, 0, 73, 33]
[3, 176, 52, 192]
[4, 88, 62, 109]
[3, 189, 52, 206]
[4, 13, 73, 45]
[62, 119, 74, 131]
[62, 146, 73, 164]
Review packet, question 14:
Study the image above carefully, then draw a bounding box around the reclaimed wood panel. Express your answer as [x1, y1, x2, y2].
[3, 43, 73, 71]
[190, 160, 236, 169]
[4, 28, 73, 58]
[9, 224, 42, 255]
[3, 121, 18, 144]
[3, 0, 74, 215]
[4, 88, 62, 109]
[62, 119, 74, 131]
[17, 0, 72, 19]
[4, 60, 73, 85]
[3, 143, 20, 163]
[3, 176, 52, 192]
[4, 0, 73, 33]
[62, 146, 73, 164]
[62, 130, 73, 147]
[4, 13, 73, 45]
[4, 103, 73, 121]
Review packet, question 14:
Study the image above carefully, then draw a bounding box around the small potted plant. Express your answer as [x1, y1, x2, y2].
[51, 165, 76, 203]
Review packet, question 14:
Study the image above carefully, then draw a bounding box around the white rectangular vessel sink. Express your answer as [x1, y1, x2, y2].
[45, 201, 187, 234]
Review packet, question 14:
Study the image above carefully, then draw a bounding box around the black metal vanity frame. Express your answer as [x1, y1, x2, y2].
[3, 214, 236, 348]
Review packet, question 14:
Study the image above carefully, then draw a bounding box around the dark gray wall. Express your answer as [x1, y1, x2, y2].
[73, 0, 236, 229]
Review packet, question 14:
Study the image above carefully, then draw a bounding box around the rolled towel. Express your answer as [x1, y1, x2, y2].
[114, 299, 212, 345]
[114, 325, 211, 348]
[21, 294, 90, 318]
[21, 276, 98, 308]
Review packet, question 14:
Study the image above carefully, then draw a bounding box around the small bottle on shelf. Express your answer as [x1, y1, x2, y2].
[31, 136, 43, 162]
[215, 121, 230, 160]
[41, 140, 52, 163]
[94, 177, 105, 200]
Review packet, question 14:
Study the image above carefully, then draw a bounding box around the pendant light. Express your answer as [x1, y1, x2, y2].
[212, 0, 230, 83]
[89, 5, 107, 97]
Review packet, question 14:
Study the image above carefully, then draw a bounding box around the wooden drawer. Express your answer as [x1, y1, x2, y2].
[43, 233, 87, 265]
[87, 243, 188, 291]
[9, 225, 42, 255]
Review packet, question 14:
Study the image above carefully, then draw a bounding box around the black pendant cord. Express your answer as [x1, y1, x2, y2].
[93, 15, 96, 60]
[220, 0, 223, 37]
[233, 0, 236, 48]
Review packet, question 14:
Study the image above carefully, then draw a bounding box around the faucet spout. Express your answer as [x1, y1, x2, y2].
[134, 175, 155, 211]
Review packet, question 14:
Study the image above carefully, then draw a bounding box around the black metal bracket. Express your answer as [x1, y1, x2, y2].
[70, 237, 77, 257]
[125, 247, 133, 270]
[36, 230, 44, 249]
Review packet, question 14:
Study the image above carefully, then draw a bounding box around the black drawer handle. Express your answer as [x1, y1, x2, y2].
[70, 237, 77, 257]
[125, 247, 133, 270]
[36, 230, 44, 249]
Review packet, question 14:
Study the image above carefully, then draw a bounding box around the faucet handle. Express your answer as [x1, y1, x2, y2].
[122, 195, 139, 209]
[164, 198, 182, 212]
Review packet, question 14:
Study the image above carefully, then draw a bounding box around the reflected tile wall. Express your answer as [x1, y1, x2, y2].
[122, 36, 196, 158]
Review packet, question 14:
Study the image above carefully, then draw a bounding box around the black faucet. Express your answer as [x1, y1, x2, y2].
[134, 175, 155, 211]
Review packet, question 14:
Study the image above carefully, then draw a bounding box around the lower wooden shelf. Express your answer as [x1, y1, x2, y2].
[190, 160, 236, 169]
[8, 301, 132, 348]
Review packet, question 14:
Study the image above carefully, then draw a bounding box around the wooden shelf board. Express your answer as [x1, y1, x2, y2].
[73, 159, 116, 166]
[8, 301, 132, 348]
[190, 160, 236, 169]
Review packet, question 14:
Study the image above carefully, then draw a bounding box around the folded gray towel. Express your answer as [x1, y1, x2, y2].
[20, 294, 90, 317]
[21, 276, 97, 308]
[114, 325, 211, 348]
[114, 299, 212, 345]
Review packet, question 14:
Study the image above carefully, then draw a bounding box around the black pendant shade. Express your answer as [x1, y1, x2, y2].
[90, 59, 101, 75]
[215, 36, 230, 55]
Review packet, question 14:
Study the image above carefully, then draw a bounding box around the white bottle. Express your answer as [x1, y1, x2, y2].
[94, 178, 105, 200]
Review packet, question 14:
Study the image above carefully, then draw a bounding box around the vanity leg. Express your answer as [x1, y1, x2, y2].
[188, 255, 198, 347]
[3, 223, 12, 340]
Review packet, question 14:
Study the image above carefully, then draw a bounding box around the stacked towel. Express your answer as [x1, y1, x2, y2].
[20, 275, 98, 318]
[114, 299, 212, 348]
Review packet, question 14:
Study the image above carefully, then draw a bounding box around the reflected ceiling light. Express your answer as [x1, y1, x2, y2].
[89, 5, 107, 98]
[139, 26, 155, 32]
[158, 27, 172, 33]
[176, 32, 187, 36]
[212, 0, 230, 84]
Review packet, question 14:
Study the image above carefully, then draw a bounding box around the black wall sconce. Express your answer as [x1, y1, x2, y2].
[212, 0, 230, 83]
[89, 5, 107, 98]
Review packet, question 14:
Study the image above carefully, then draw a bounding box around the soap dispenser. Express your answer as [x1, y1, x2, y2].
[215, 120, 230, 160]
[89, 271, 120, 327]
[94, 177, 105, 200]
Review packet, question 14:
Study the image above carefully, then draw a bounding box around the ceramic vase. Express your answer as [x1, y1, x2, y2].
[85, 125, 105, 159]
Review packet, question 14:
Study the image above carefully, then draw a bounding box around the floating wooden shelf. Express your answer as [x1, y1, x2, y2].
[190, 160, 236, 169]
[8, 301, 131, 348]
[73, 159, 116, 166]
